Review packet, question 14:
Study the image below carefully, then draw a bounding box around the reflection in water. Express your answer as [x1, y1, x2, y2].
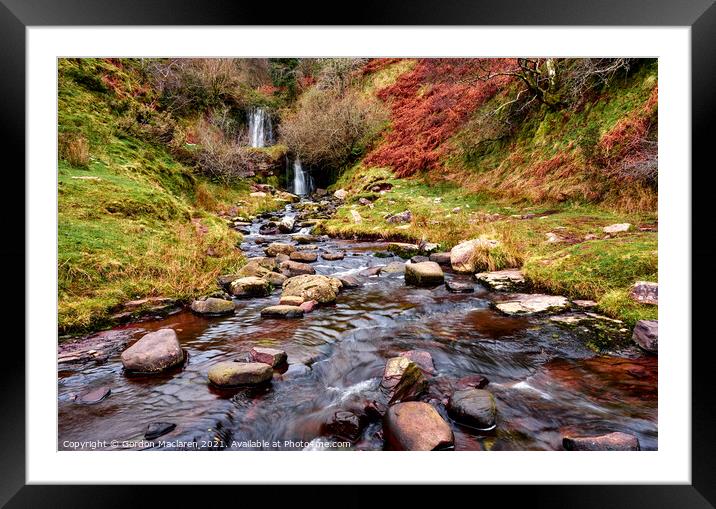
[58, 206, 657, 451]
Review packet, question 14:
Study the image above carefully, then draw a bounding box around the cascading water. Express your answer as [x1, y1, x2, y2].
[292, 157, 314, 196]
[248, 107, 273, 148]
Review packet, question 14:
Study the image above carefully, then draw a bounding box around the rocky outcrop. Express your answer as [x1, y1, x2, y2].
[250, 347, 287, 367]
[260, 305, 304, 318]
[632, 319, 658, 353]
[495, 293, 569, 315]
[450, 238, 499, 274]
[563, 431, 640, 451]
[383, 402, 454, 451]
[404, 261, 444, 286]
[190, 297, 235, 315]
[121, 329, 184, 374]
[230, 276, 271, 298]
[282, 274, 343, 304]
[208, 361, 273, 387]
[265, 242, 296, 257]
[380, 357, 427, 404]
[447, 389, 497, 430]
[629, 281, 658, 305]
[474, 269, 526, 291]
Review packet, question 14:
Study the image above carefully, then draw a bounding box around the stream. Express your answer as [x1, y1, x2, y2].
[58, 200, 657, 451]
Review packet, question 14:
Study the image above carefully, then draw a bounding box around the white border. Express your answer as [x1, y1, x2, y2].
[28, 27, 690, 484]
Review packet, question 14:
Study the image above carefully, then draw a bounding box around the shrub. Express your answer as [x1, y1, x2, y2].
[193, 118, 251, 184]
[279, 87, 387, 170]
[59, 133, 90, 167]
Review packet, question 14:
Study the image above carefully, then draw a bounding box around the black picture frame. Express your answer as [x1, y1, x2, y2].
[2, 0, 713, 505]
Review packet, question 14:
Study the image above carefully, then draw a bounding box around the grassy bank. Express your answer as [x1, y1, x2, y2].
[58, 59, 284, 336]
[316, 166, 657, 327]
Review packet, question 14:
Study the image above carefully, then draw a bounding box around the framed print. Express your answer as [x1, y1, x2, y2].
[3, 0, 714, 504]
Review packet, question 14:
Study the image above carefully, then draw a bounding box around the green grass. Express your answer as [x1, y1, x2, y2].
[318, 164, 657, 327]
[57, 58, 286, 336]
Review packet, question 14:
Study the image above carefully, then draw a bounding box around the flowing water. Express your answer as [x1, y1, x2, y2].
[58, 203, 657, 451]
[247, 108, 273, 148]
[291, 157, 313, 196]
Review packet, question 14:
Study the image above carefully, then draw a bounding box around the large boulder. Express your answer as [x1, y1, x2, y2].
[230, 276, 271, 298]
[290, 251, 318, 263]
[383, 402, 454, 451]
[250, 347, 287, 367]
[563, 431, 640, 451]
[380, 357, 427, 405]
[121, 329, 184, 374]
[260, 305, 304, 319]
[280, 260, 316, 277]
[495, 293, 569, 315]
[447, 389, 497, 430]
[404, 261, 444, 286]
[450, 238, 499, 274]
[632, 319, 658, 353]
[265, 242, 296, 257]
[208, 361, 273, 387]
[190, 297, 235, 315]
[282, 274, 343, 304]
[629, 281, 658, 305]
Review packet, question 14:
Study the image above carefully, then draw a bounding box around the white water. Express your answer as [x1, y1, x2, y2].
[248, 108, 273, 148]
[292, 157, 313, 196]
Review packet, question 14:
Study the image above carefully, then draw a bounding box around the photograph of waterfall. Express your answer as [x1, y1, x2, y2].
[57, 57, 658, 453]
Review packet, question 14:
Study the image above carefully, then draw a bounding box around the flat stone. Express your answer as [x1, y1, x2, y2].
[293, 234, 318, 244]
[350, 209, 363, 224]
[387, 242, 420, 258]
[572, 299, 598, 308]
[290, 251, 318, 263]
[145, 422, 176, 440]
[250, 347, 287, 367]
[603, 223, 631, 234]
[76, 386, 111, 405]
[208, 361, 273, 387]
[359, 266, 383, 277]
[632, 319, 658, 353]
[410, 255, 429, 263]
[445, 280, 475, 293]
[121, 329, 184, 374]
[190, 297, 235, 315]
[336, 275, 361, 288]
[563, 431, 640, 451]
[629, 281, 658, 305]
[383, 402, 454, 451]
[429, 252, 452, 265]
[230, 276, 271, 298]
[265, 242, 296, 257]
[280, 260, 316, 277]
[404, 261, 444, 287]
[282, 274, 343, 304]
[474, 269, 525, 291]
[495, 293, 569, 315]
[260, 305, 304, 319]
[447, 389, 497, 430]
[321, 251, 345, 261]
[279, 295, 305, 306]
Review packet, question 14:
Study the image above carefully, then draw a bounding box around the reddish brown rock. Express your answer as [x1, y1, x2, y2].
[383, 402, 454, 451]
[399, 350, 435, 374]
[299, 300, 318, 313]
[563, 431, 640, 451]
[380, 357, 427, 404]
[250, 347, 287, 367]
[290, 251, 318, 263]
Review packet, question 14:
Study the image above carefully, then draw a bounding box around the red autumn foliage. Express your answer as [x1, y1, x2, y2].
[360, 58, 404, 76]
[257, 84, 280, 96]
[599, 86, 658, 181]
[364, 58, 515, 177]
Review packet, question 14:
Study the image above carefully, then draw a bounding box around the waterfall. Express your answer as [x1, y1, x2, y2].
[248, 107, 273, 148]
[292, 157, 313, 196]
